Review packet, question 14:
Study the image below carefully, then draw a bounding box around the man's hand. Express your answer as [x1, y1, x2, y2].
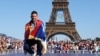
[28, 35, 34, 39]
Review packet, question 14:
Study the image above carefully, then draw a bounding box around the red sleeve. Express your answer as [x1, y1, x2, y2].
[24, 23, 30, 39]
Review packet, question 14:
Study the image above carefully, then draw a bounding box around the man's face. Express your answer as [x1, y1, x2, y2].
[31, 13, 38, 22]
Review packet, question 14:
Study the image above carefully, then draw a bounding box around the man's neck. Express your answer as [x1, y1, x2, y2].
[31, 20, 37, 25]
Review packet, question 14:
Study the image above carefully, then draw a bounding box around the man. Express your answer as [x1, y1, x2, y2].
[24, 11, 47, 56]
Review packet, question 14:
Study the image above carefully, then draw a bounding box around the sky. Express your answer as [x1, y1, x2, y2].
[0, 0, 100, 40]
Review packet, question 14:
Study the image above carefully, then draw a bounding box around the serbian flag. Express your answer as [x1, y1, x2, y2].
[35, 21, 47, 54]
[35, 22, 46, 41]
[25, 20, 46, 41]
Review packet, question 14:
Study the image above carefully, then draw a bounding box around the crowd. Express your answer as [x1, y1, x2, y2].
[47, 40, 100, 53]
[0, 35, 23, 54]
[0, 34, 100, 54]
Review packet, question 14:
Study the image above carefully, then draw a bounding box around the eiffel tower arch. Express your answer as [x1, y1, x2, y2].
[46, 0, 81, 41]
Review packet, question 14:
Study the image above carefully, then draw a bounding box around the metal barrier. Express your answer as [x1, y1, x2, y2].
[47, 50, 100, 54]
[0, 49, 24, 55]
[0, 49, 100, 55]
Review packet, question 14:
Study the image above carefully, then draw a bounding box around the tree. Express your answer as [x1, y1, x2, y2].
[95, 37, 100, 41]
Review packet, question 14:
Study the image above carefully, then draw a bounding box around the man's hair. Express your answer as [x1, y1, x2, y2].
[31, 11, 38, 15]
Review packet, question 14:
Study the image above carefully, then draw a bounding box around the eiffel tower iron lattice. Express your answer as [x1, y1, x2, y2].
[46, 0, 81, 41]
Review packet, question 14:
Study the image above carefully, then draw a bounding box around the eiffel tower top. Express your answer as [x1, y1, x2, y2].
[48, 0, 72, 23]
[52, 0, 69, 7]
[53, 0, 68, 2]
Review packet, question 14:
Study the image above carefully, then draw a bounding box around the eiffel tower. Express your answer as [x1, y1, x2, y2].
[46, 0, 81, 41]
